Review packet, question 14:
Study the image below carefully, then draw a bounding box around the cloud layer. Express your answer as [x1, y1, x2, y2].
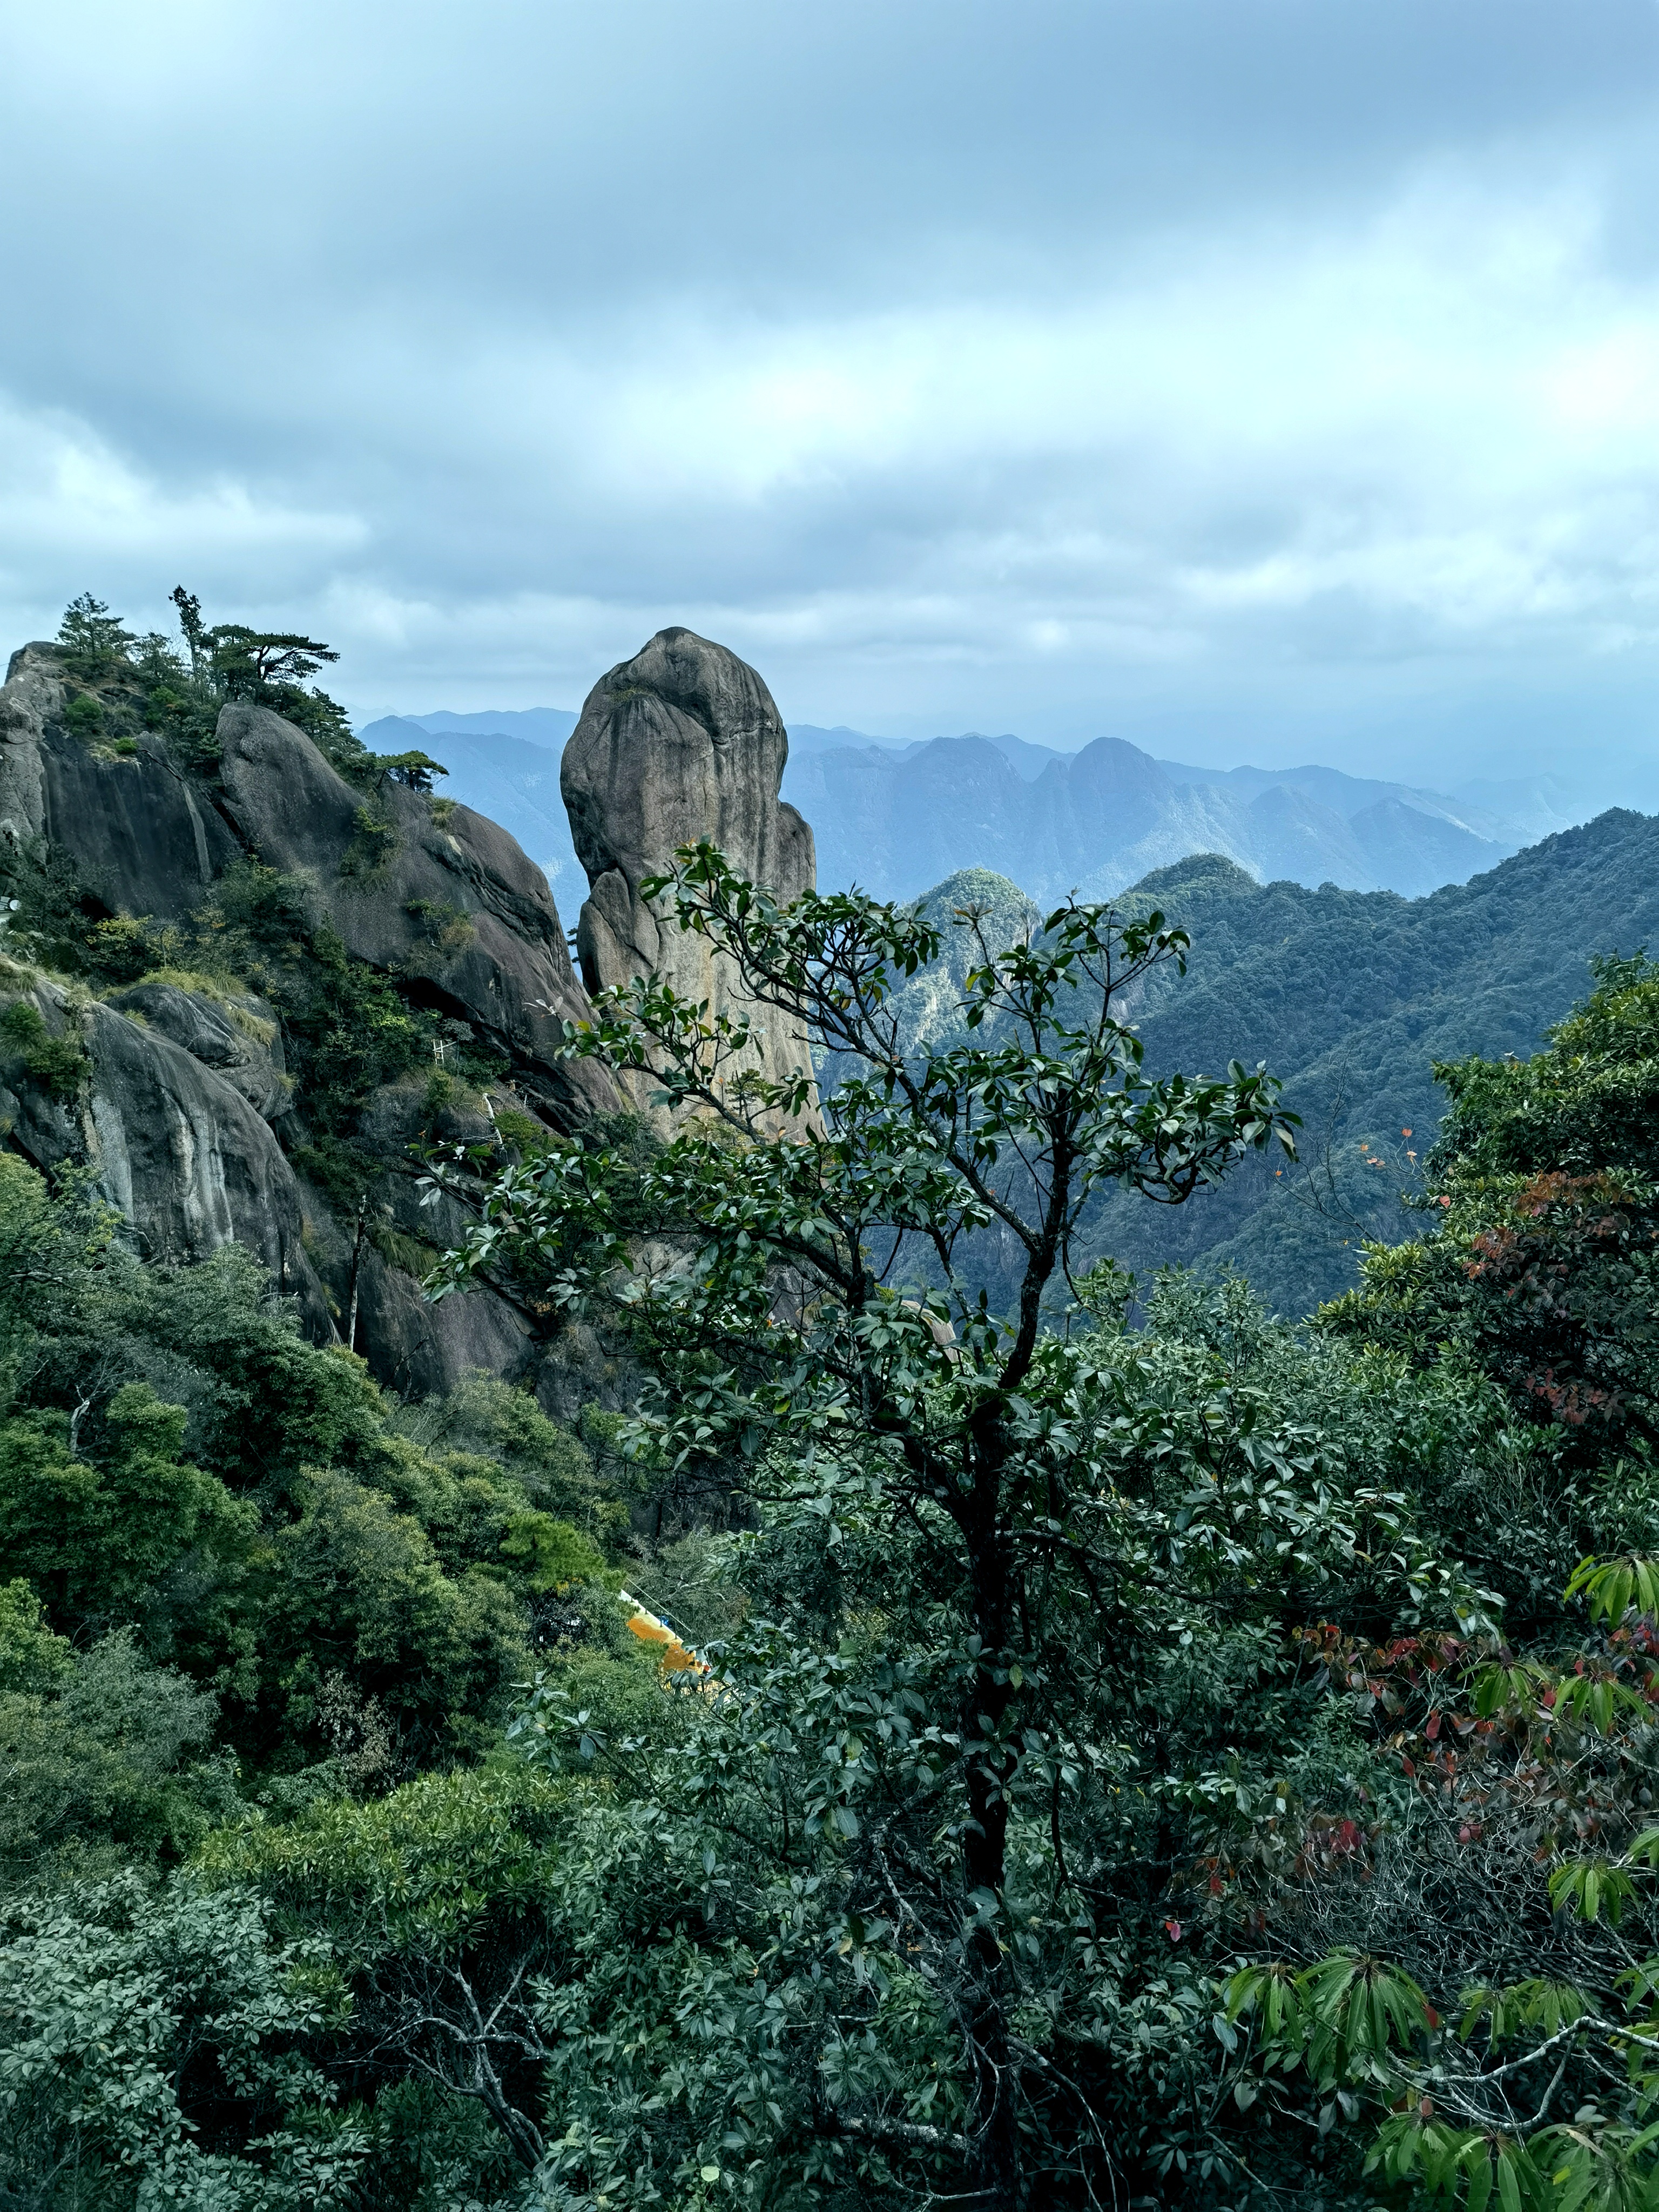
[2, 1, 1657, 793]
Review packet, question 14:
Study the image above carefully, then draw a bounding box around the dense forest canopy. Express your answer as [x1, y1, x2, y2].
[5, 595, 1659, 2208]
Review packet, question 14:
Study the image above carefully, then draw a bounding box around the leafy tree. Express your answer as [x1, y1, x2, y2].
[373, 746, 449, 794]
[261, 1469, 530, 1768]
[431, 844, 1298, 2204]
[0, 1156, 616, 1783]
[170, 582, 208, 675]
[203, 621, 340, 698]
[55, 590, 136, 676]
[1325, 952, 1659, 1455]
[0, 1627, 236, 1879]
[0, 1383, 253, 1635]
[0, 1869, 368, 2207]
[160, 584, 369, 779]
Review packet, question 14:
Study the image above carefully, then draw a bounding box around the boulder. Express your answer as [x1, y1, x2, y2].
[560, 628, 818, 1121]
[105, 980, 292, 1125]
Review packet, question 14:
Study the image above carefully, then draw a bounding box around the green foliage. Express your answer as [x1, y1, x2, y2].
[1566, 1553, 1659, 1627]
[263, 1469, 528, 1765]
[61, 689, 104, 739]
[0, 996, 87, 1097]
[0, 1157, 626, 1788]
[48, 587, 367, 790]
[339, 802, 400, 880]
[1013, 817, 1659, 1316]
[424, 845, 1326, 2202]
[1326, 954, 1659, 1458]
[375, 748, 448, 794]
[0, 1630, 236, 1878]
[209, 1743, 962, 2202]
[14, 637, 1659, 2200]
[1227, 1950, 1433, 2093]
[191, 612, 371, 784]
[0, 830, 88, 976]
[0, 1384, 252, 1633]
[392, 1374, 625, 1545]
[0, 1579, 72, 1694]
[55, 590, 136, 677]
[0, 1869, 369, 2208]
[190, 860, 501, 1134]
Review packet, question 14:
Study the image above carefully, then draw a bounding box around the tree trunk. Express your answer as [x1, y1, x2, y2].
[344, 1198, 368, 1353]
[961, 1413, 1021, 2208]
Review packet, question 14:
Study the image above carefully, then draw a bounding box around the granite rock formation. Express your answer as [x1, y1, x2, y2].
[1, 623, 822, 1401]
[213, 699, 614, 1132]
[561, 627, 817, 1122]
[0, 645, 238, 914]
[0, 641, 618, 1398]
[0, 972, 330, 1336]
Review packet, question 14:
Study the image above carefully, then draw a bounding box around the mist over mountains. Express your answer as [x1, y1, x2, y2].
[362, 709, 1579, 911]
[783, 726, 1578, 903]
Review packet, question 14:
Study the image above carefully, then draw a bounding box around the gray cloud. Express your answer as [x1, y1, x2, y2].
[2, 0, 1657, 795]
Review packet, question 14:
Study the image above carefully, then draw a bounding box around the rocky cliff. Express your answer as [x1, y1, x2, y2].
[0, 624, 819, 1411]
[0, 639, 618, 1403]
[561, 627, 817, 1123]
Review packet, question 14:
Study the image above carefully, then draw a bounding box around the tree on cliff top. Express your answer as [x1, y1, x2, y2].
[55, 593, 136, 678]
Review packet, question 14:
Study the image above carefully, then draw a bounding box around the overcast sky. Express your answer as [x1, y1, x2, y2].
[2, 1, 1657, 797]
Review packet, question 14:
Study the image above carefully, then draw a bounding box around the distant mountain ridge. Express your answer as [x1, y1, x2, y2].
[360, 709, 1581, 909]
[784, 726, 1580, 902]
[1082, 807, 1659, 1311]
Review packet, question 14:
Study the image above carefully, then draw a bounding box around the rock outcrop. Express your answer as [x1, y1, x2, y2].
[213, 700, 615, 1133]
[1, 645, 239, 916]
[561, 628, 817, 1121]
[1, 622, 822, 1402]
[0, 642, 621, 1398]
[105, 980, 292, 1125]
[0, 974, 331, 1336]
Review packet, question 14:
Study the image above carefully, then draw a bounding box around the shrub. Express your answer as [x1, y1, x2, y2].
[0, 997, 87, 1097]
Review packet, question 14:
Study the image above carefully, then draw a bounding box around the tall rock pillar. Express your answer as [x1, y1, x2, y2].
[561, 628, 818, 1127]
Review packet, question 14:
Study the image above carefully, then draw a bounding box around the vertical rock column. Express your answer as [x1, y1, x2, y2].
[560, 628, 819, 1128]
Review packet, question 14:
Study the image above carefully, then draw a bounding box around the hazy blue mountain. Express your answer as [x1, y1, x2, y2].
[778, 730, 1522, 901]
[406, 706, 578, 745]
[358, 713, 586, 911]
[356, 692, 1647, 1313]
[360, 703, 1584, 918]
[788, 722, 913, 756]
[1454, 774, 1579, 844]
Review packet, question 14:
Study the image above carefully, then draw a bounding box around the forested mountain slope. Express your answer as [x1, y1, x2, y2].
[887, 811, 1659, 1313]
[1103, 811, 1659, 1308]
[11, 603, 1659, 2207]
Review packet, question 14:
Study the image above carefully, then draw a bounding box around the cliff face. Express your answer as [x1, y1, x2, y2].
[2, 970, 327, 1328]
[212, 699, 613, 1132]
[561, 628, 818, 1123]
[1, 624, 821, 1405]
[0, 641, 617, 1402]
